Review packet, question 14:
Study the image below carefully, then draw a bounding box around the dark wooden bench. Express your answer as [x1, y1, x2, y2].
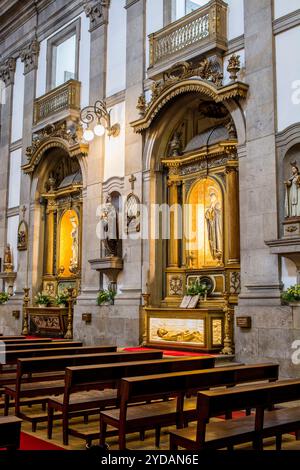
[0, 416, 22, 451]
[99, 363, 279, 450]
[169, 378, 300, 451]
[0, 338, 55, 345]
[0, 345, 117, 391]
[0, 336, 26, 340]
[48, 356, 215, 445]
[3, 341, 83, 351]
[4, 350, 164, 430]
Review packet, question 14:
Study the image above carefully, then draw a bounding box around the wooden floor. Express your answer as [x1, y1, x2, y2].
[12, 401, 300, 451]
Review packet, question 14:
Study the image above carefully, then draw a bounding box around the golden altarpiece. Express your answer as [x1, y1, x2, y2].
[21, 118, 86, 337]
[132, 60, 247, 352]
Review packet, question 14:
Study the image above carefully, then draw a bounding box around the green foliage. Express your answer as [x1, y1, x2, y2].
[0, 292, 9, 304]
[97, 289, 116, 306]
[187, 279, 208, 296]
[282, 285, 300, 303]
[55, 292, 69, 306]
[35, 292, 50, 306]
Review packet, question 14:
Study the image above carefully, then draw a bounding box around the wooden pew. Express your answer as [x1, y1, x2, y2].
[169, 378, 300, 451]
[0, 346, 117, 390]
[0, 416, 22, 451]
[3, 341, 83, 351]
[0, 336, 26, 340]
[48, 356, 215, 445]
[3, 350, 164, 430]
[0, 338, 54, 345]
[99, 363, 279, 450]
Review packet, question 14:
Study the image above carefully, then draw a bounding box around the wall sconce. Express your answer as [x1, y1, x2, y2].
[82, 313, 92, 324]
[12, 310, 20, 320]
[81, 100, 120, 142]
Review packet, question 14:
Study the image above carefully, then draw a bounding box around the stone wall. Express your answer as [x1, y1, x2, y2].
[235, 306, 300, 378]
[73, 304, 141, 347]
[0, 301, 23, 335]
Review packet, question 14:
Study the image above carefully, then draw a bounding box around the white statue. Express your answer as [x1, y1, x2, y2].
[70, 216, 79, 271]
[285, 162, 300, 218]
[100, 195, 118, 257]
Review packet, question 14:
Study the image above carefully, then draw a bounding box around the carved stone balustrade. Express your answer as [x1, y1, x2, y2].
[148, 0, 228, 80]
[33, 79, 81, 128]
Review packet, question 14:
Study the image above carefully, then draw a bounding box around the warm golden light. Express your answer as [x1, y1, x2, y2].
[58, 210, 79, 277]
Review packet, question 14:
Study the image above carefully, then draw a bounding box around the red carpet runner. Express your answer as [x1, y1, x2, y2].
[0, 433, 64, 451]
[123, 347, 215, 357]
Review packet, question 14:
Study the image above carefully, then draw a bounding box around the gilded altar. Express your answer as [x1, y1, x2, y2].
[27, 307, 68, 338]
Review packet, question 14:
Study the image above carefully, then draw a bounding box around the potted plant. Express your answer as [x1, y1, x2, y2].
[97, 289, 116, 306]
[35, 292, 50, 308]
[282, 285, 300, 306]
[187, 279, 208, 301]
[0, 292, 9, 305]
[55, 292, 69, 308]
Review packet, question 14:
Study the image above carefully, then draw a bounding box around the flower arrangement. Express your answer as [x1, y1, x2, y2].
[0, 292, 9, 305]
[97, 289, 116, 306]
[282, 284, 300, 304]
[55, 292, 69, 307]
[35, 292, 50, 307]
[187, 279, 208, 298]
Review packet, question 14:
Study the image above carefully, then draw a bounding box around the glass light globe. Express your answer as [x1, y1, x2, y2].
[83, 129, 94, 142]
[94, 123, 106, 137]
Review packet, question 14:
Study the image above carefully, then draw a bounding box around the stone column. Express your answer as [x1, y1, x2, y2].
[115, 0, 146, 305]
[79, 1, 109, 302]
[14, 38, 40, 296]
[0, 58, 16, 272]
[238, 0, 281, 305]
[226, 166, 239, 264]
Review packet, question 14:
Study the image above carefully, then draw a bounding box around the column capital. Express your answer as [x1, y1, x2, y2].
[83, 0, 110, 31]
[0, 57, 16, 87]
[20, 38, 40, 75]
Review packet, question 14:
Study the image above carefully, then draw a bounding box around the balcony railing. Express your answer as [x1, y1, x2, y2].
[34, 79, 81, 125]
[148, 0, 228, 75]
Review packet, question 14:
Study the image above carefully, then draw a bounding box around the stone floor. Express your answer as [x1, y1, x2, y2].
[13, 402, 300, 451]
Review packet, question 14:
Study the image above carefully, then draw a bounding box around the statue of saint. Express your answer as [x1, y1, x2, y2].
[100, 195, 118, 257]
[284, 162, 300, 218]
[157, 328, 203, 344]
[69, 216, 79, 272]
[3, 244, 13, 272]
[205, 189, 223, 262]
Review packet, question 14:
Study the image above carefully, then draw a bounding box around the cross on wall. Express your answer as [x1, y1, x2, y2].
[129, 174, 136, 191]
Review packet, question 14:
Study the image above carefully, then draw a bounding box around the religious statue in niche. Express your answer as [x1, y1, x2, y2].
[205, 188, 223, 263]
[100, 194, 119, 257]
[284, 161, 300, 218]
[17, 220, 28, 251]
[3, 244, 13, 272]
[125, 193, 140, 233]
[69, 216, 79, 274]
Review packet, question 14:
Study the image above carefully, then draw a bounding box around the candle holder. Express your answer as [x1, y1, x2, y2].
[22, 287, 30, 335]
[64, 288, 75, 339]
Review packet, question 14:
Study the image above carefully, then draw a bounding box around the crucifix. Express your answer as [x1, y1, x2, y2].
[129, 174, 136, 191]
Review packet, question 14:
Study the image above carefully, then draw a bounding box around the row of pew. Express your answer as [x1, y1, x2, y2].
[0, 335, 299, 450]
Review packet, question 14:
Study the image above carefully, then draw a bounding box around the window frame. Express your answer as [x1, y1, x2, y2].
[46, 18, 81, 92]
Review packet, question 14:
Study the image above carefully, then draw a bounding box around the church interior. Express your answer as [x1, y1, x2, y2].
[1, 0, 300, 456]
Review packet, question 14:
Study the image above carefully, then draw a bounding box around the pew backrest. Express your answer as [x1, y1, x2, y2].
[4, 341, 83, 351]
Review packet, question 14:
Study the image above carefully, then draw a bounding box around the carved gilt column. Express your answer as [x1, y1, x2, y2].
[168, 179, 181, 268]
[226, 165, 240, 264]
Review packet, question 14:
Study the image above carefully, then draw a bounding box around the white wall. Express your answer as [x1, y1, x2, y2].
[7, 215, 19, 269]
[276, 26, 300, 132]
[79, 12, 90, 108]
[274, 0, 300, 19]
[55, 35, 76, 87]
[106, 0, 126, 97]
[281, 258, 297, 289]
[226, 0, 244, 40]
[146, 0, 164, 68]
[36, 38, 47, 98]
[8, 148, 22, 209]
[11, 59, 25, 143]
[104, 101, 125, 180]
